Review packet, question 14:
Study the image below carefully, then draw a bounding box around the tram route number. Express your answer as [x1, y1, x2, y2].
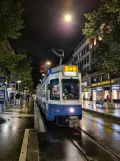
[64, 66, 77, 73]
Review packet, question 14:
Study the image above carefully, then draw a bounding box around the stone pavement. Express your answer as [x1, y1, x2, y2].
[82, 100, 120, 120]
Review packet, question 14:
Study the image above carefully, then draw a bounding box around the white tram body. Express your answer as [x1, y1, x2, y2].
[36, 65, 82, 127]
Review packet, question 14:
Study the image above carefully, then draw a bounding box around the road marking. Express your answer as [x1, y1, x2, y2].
[19, 129, 29, 161]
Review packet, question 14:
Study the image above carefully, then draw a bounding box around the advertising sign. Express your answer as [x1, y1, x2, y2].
[40, 61, 47, 73]
[0, 90, 5, 104]
[10, 82, 16, 91]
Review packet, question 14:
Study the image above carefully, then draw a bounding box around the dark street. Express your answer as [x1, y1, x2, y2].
[0, 113, 34, 161]
[37, 110, 120, 161]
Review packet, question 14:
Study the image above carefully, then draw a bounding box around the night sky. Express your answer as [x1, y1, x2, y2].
[10, 0, 101, 86]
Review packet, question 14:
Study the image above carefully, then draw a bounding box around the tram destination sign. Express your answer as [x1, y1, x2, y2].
[63, 65, 78, 77]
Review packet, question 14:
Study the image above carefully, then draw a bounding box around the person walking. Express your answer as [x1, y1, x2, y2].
[26, 93, 30, 102]
[15, 92, 21, 105]
[10, 93, 14, 104]
[106, 95, 110, 102]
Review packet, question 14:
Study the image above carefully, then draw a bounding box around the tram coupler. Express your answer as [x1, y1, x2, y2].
[69, 116, 80, 128]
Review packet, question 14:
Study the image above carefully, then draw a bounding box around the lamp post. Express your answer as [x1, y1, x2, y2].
[46, 61, 51, 66]
[42, 73, 45, 77]
[17, 80, 21, 91]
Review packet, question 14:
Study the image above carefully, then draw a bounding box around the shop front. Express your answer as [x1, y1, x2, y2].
[91, 79, 120, 102]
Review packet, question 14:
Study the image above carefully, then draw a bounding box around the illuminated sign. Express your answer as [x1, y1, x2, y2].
[92, 80, 114, 87]
[63, 66, 77, 76]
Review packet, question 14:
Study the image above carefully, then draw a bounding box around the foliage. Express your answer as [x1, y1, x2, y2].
[95, 42, 120, 73]
[0, 0, 24, 40]
[83, 0, 120, 44]
[0, 41, 25, 75]
[83, 0, 120, 73]
[12, 50, 33, 91]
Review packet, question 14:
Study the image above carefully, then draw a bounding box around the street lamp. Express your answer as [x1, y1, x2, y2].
[46, 61, 51, 66]
[42, 73, 45, 77]
[64, 14, 72, 23]
[17, 80, 21, 91]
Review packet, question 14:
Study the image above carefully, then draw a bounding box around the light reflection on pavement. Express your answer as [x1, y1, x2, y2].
[0, 115, 34, 161]
[80, 112, 120, 155]
[82, 101, 120, 117]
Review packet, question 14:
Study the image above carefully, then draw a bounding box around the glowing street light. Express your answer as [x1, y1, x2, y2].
[42, 73, 45, 77]
[64, 14, 72, 23]
[46, 61, 51, 66]
[17, 80, 21, 91]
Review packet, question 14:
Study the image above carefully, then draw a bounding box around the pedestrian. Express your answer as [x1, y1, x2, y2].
[10, 93, 14, 104]
[15, 92, 21, 105]
[26, 93, 30, 102]
[90, 95, 93, 101]
[106, 95, 110, 102]
[83, 95, 85, 100]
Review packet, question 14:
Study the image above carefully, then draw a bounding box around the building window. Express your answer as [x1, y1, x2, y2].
[102, 74, 109, 81]
[87, 44, 89, 52]
[87, 66, 89, 72]
[82, 59, 83, 66]
[77, 54, 80, 60]
[87, 55, 89, 63]
[84, 47, 86, 54]
[82, 50, 84, 56]
[84, 57, 86, 65]
[94, 37, 97, 45]
[80, 51, 82, 57]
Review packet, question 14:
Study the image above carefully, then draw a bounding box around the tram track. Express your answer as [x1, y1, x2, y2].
[82, 113, 120, 135]
[76, 127, 120, 161]
[69, 138, 91, 161]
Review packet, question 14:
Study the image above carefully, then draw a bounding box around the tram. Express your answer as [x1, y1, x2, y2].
[36, 65, 82, 127]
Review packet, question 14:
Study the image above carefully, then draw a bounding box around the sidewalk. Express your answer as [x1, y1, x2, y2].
[82, 101, 120, 121]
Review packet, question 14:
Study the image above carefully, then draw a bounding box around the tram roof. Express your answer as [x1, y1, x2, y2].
[42, 65, 78, 83]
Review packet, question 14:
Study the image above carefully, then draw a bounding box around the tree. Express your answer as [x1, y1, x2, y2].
[0, 0, 24, 40]
[83, 0, 120, 103]
[0, 41, 25, 83]
[12, 51, 33, 92]
[83, 0, 120, 44]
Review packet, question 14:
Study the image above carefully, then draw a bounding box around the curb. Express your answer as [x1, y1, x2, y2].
[19, 129, 29, 161]
[19, 129, 39, 161]
[34, 102, 38, 131]
[27, 130, 39, 161]
[82, 108, 120, 122]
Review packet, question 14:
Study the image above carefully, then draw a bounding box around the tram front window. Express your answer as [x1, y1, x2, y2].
[62, 79, 79, 100]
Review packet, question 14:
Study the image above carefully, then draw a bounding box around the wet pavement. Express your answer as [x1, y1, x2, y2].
[0, 117, 6, 124]
[0, 113, 34, 161]
[37, 102, 120, 161]
[81, 112, 120, 155]
[82, 101, 120, 117]
[38, 125, 119, 161]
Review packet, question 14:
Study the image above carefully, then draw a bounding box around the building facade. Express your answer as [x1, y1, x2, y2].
[67, 37, 120, 102]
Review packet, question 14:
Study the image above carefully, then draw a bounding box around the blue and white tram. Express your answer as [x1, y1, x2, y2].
[36, 65, 82, 127]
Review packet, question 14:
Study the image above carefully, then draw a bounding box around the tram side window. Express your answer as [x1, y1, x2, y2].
[50, 79, 60, 100]
[42, 85, 46, 97]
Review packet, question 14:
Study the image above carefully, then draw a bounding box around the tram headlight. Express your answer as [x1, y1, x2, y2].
[69, 108, 74, 113]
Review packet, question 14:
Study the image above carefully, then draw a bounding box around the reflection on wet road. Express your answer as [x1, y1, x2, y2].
[38, 125, 119, 161]
[81, 112, 120, 155]
[0, 115, 34, 161]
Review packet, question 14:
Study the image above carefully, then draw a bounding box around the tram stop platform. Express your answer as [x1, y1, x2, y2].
[82, 101, 120, 121]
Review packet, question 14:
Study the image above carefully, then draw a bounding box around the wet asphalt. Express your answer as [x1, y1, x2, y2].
[37, 108, 120, 161]
[82, 112, 120, 155]
[0, 114, 34, 161]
